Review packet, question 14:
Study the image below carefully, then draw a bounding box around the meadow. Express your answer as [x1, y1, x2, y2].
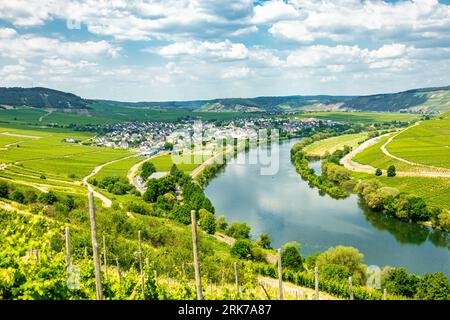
[0, 126, 135, 185]
[303, 132, 369, 157]
[295, 112, 421, 124]
[386, 112, 450, 169]
[0, 104, 262, 127]
[148, 153, 204, 172]
[351, 134, 416, 171]
[351, 172, 450, 209]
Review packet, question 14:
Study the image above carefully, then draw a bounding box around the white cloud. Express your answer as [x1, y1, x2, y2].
[252, 0, 303, 24]
[155, 40, 248, 60]
[270, 0, 450, 44]
[222, 66, 251, 79]
[0, 31, 121, 60]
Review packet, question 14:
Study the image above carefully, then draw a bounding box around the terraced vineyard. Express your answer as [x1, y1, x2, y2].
[386, 114, 450, 169]
[303, 132, 370, 157]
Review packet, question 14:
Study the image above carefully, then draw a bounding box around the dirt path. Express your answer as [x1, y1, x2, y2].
[340, 132, 392, 174]
[127, 151, 169, 194]
[341, 129, 450, 178]
[258, 276, 339, 300]
[38, 110, 53, 122]
[82, 154, 139, 207]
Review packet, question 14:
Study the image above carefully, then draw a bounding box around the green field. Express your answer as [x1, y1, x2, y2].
[351, 172, 450, 209]
[303, 132, 369, 156]
[0, 104, 263, 126]
[386, 113, 450, 168]
[148, 153, 204, 172]
[295, 112, 421, 124]
[352, 134, 416, 171]
[0, 126, 134, 183]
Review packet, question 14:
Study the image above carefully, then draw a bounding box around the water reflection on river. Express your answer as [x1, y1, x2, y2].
[204, 139, 450, 276]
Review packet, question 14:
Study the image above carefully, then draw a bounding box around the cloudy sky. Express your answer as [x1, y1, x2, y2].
[1, 0, 449, 101]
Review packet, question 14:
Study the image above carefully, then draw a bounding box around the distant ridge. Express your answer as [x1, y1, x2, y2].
[0, 87, 87, 109]
[0, 85, 449, 113]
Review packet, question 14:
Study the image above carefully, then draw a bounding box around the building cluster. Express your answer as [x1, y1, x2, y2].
[91, 117, 337, 154]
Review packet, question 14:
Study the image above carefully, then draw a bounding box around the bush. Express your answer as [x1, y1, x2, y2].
[281, 242, 304, 271]
[10, 190, 25, 204]
[316, 246, 367, 283]
[415, 273, 450, 300]
[39, 191, 58, 205]
[198, 209, 216, 235]
[383, 268, 419, 298]
[375, 168, 382, 176]
[141, 162, 156, 181]
[216, 216, 228, 231]
[387, 165, 396, 177]
[23, 190, 37, 204]
[230, 239, 253, 260]
[226, 222, 251, 239]
[0, 181, 8, 198]
[256, 233, 272, 249]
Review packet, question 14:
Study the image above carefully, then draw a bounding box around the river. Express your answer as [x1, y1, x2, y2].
[204, 139, 450, 276]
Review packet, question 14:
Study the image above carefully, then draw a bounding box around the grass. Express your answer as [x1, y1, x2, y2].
[0, 104, 263, 127]
[386, 113, 450, 169]
[303, 132, 369, 156]
[0, 126, 135, 183]
[148, 153, 203, 172]
[352, 134, 415, 171]
[295, 112, 421, 124]
[351, 172, 450, 209]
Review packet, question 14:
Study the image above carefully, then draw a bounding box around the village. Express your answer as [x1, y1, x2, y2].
[90, 117, 339, 155]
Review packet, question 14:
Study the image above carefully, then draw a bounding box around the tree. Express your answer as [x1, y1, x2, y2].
[415, 273, 450, 300]
[141, 162, 156, 181]
[230, 239, 253, 260]
[281, 242, 304, 271]
[23, 190, 37, 204]
[10, 190, 25, 204]
[216, 216, 228, 231]
[437, 211, 450, 232]
[321, 264, 351, 281]
[169, 164, 179, 176]
[375, 168, 382, 176]
[226, 222, 251, 239]
[256, 233, 272, 249]
[163, 142, 174, 150]
[0, 181, 8, 198]
[387, 165, 396, 177]
[316, 246, 367, 283]
[198, 208, 216, 235]
[38, 191, 58, 204]
[383, 268, 419, 298]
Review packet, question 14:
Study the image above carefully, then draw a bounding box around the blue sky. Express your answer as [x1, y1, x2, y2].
[0, 0, 449, 101]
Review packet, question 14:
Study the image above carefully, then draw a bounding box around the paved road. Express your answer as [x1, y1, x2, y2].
[82, 154, 139, 207]
[127, 151, 169, 194]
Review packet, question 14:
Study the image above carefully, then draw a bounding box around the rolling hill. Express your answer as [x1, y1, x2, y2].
[0, 87, 88, 109]
[0, 85, 448, 114]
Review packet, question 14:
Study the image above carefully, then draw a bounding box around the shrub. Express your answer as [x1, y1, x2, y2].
[141, 162, 156, 181]
[231, 239, 253, 260]
[281, 242, 304, 271]
[256, 233, 272, 249]
[383, 268, 419, 298]
[216, 216, 228, 231]
[198, 209, 216, 235]
[10, 190, 25, 204]
[415, 273, 450, 300]
[23, 190, 37, 204]
[226, 222, 251, 239]
[39, 191, 58, 204]
[0, 181, 8, 198]
[375, 168, 382, 176]
[387, 165, 396, 177]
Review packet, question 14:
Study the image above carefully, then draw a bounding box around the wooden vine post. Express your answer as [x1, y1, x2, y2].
[191, 210, 203, 300]
[349, 276, 354, 300]
[314, 266, 319, 300]
[234, 261, 239, 297]
[278, 248, 283, 300]
[88, 191, 103, 300]
[138, 230, 145, 299]
[103, 233, 108, 281]
[65, 226, 71, 268]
